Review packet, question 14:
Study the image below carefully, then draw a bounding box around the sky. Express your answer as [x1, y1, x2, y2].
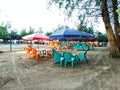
[0, 0, 106, 34]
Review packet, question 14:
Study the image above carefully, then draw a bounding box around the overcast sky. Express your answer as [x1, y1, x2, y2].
[0, 0, 106, 34]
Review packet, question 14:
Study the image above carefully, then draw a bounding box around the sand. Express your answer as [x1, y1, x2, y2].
[0, 44, 120, 90]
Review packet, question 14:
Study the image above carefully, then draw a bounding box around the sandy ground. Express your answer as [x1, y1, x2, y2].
[0, 44, 120, 90]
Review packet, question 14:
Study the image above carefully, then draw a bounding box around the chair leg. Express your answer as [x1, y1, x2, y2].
[72, 62, 74, 68]
[54, 62, 56, 67]
[83, 57, 88, 63]
[75, 60, 78, 65]
[64, 61, 67, 68]
[36, 53, 38, 60]
[60, 61, 62, 67]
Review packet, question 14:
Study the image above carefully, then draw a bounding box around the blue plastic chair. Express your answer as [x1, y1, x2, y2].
[63, 52, 77, 68]
[76, 51, 88, 63]
[52, 49, 64, 67]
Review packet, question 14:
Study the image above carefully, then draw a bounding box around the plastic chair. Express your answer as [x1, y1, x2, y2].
[54, 42, 60, 50]
[52, 49, 64, 67]
[30, 48, 39, 60]
[49, 41, 54, 49]
[73, 43, 83, 51]
[82, 43, 90, 51]
[24, 48, 31, 58]
[28, 44, 33, 51]
[60, 41, 68, 50]
[63, 52, 77, 68]
[89, 45, 94, 50]
[41, 50, 46, 57]
[76, 51, 88, 63]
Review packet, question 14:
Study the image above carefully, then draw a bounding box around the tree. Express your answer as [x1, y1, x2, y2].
[45, 31, 53, 36]
[113, 0, 120, 50]
[20, 28, 28, 37]
[49, 0, 120, 57]
[0, 22, 10, 39]
[102, 0, 119, 57]
[95, 31, 108, 42]
[77, 24, 94, 34]
[36, 27, 43, 33]
[28, 27, 34, 34]
[0, 26, 8, 39]
[10, 29, 18, 40]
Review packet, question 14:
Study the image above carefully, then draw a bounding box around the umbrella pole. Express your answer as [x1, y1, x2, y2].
[67, 40, 69, 52]
[10, 39, 12, 52]
[38, 41, 39, 50]
[38, 41, 40, 50]
[31, 40, 32, 46]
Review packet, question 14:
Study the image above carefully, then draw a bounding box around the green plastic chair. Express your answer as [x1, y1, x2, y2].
[82, 43, 90, 51]
[41, 50, 46, 57]
[60, 41, 67, 47]
[73, 43, 83, 51]
[89, 45, 94, 50]
[63, 52, 77, 68]
[76, 51, 88, 63]
[52, 49, 64, 67]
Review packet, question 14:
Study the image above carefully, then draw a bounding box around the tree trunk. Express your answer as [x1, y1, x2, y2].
[102, 0, 120, 58]
[112, 0, 120, 50]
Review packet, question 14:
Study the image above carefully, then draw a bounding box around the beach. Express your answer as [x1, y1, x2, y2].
[0, 44, 120, 90]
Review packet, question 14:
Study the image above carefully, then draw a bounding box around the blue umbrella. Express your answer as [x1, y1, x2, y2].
[49, 28, 94, 40]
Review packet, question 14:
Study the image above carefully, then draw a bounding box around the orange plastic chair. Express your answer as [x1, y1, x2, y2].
[24, 48, 31, 58]
[54, 42, 60, 50]
[49, 41, 54, 49]
[28, 44, 33, 51]
[30, 48, 39, 60]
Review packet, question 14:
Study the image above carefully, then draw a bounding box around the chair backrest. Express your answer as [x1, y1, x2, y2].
[49, 41, 54, 48]
[31, 48, 38, 54]
[63, 52, 74, 62]
[24, 48, 31, 53]
[52, 49, 56, 55]
[52, 49, 62, 60]
[28, 44, 32, 51]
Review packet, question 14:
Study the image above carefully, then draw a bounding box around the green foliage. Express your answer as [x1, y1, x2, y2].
[95, 31, 108, 42]
[0, 25, 9, 39]
[28, 27, 34, 34]
[45, 31, 53, 36]
[77, 24, 94, 34]
[116, 8, 120, 14]
[10, 29, 18, 39]
[20, 29, 28, 37]
[54, 24, 69, 32]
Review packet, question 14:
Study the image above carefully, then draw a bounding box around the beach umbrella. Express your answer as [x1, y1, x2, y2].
[22, 33, 50, 49]
[49, 28, 94, 40]
[22, 33, 50, 41]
